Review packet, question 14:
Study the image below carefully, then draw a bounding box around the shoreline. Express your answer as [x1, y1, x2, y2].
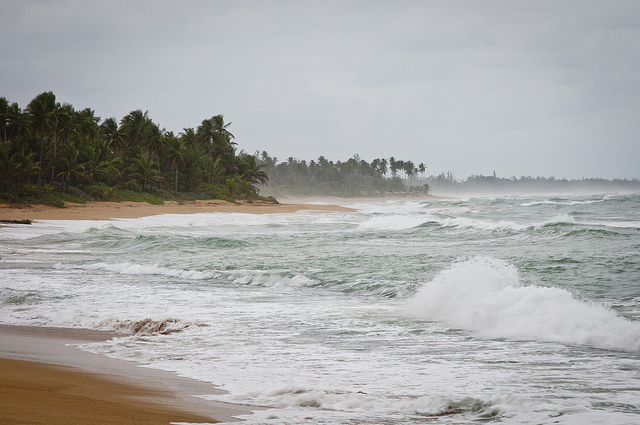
[0, 324, 253, 424]
[0, 199, 355, 222]
[0, 194, 452, 222]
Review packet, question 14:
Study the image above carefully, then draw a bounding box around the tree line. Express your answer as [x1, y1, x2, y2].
[0, 92, 269, 206]
[255, 152, 430, 197]
[426, 171, 640, 194]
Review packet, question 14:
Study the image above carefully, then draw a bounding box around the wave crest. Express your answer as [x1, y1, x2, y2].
[405, 257, 640, 352]
[54, 262, 217, 280]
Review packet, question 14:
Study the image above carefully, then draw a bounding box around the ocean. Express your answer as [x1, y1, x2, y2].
[1, 193, 639, 424]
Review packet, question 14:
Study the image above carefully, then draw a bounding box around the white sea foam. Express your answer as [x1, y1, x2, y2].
[246, 386, 525, 417]
[439, 217, 529, 232]
[229, 273, 318, 287]
[357, 214, 429, 231]
[536, 214, 577, 227]
[591, 220, 640, 229]
[520, 198, 607, 207]
[405, 257, 640, 352]
[53, 262, 217, 280]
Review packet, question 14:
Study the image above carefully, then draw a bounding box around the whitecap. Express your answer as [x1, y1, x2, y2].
[405, 257, 640, 352]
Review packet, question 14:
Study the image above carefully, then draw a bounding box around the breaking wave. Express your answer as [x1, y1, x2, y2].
[405, 257, 640, 352]
[228, 385, 581, 421]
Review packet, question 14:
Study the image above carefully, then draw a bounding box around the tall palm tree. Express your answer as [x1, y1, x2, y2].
[196, 118, 214, 185]
[143, 123, 164, 175]
[50, 104, 75, 183]
[197, 116, 235, 170]
[211, 115, 236, 172]
[26, 91, 60, 184]
[164, 136, 186, 194]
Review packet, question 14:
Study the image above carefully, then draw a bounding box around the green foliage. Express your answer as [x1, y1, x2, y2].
[0, 92, 271, 205]
[116, 189, 164, 205]
[58, 192, 86, 204]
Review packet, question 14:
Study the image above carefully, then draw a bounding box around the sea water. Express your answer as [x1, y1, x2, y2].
[1, 193, 639, 424]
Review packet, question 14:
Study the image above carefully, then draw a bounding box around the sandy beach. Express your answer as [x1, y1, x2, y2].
[0, 199, 356, 222]
[0, 325, 252, 424]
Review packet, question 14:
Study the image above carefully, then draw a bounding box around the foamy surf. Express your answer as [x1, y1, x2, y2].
[405, 257, 640, 352]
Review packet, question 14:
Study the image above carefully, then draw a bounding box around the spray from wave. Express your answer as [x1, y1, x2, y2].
[405, 257, 640, 352]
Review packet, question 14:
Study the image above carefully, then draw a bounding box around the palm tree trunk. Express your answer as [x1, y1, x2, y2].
[175, 167, 179, 195]
[50, 134, 57, 183]
[38, 136, 45, 185]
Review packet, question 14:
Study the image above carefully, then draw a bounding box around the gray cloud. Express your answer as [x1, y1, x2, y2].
[2, 0, 639, 179]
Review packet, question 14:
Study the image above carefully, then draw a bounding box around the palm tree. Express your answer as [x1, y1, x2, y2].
[6, 102, 27, 148]
[125, 153, 161, 192]
[180, 127, 199, 150]
[238, 179, 257, 198]
[196, 118, 216, 187]
[0, 97, 8, 144]
[50, 104, 75, 183]
[82, 139, 114, 185]
[238, 153, 268, 187]
[164, 135, 186, 194]
[404, 160, 416, 191]
[99, 117, 122, 151]
[26, 91, 60, 184]
[0, 148, 39, 189]
[119, 110, 152, 153]
[211, 115, 236, 172]
[142, 123, 164, 175]
[197, 116, 236, 187]
[222, 176, 240, 198]
[75, 108, 100, 140]
[56, 142, 86, 192]
[418, 163, 426, 187]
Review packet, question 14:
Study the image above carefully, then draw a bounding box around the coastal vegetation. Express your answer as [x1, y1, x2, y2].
[0, 92, 270, 206]
[255, 152, 430, 197]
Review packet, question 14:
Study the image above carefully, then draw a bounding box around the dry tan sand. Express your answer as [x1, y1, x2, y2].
[0, 199, 355, 222]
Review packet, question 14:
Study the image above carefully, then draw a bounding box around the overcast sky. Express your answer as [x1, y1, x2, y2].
[1, 0, 639, 179]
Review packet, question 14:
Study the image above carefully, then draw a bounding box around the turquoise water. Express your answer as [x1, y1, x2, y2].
[1, 193, 639, 424]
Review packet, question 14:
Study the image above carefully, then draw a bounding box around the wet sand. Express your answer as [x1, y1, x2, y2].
[0, 325, 253, 424]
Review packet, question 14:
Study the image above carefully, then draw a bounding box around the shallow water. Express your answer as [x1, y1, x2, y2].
[1, 193, 639, 424]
